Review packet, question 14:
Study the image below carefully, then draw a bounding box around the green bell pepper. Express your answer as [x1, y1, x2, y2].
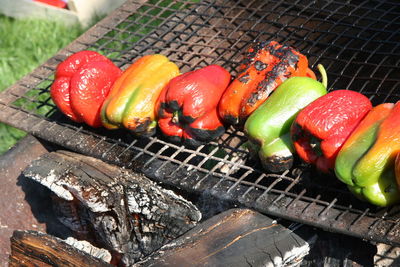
[244, 65, 327, 172]
[335, 103, 400, 207]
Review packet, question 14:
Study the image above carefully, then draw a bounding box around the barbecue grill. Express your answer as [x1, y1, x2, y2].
[1, 0, 399, 248]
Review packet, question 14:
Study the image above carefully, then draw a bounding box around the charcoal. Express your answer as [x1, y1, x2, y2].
[300, 229, 376, 267]
[9, 230, 112, 267]
[136, 209, 310, 267]
[23, 151, 202, 266]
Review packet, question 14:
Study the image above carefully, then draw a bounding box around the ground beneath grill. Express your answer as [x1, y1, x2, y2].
[0, 135, 398, 266]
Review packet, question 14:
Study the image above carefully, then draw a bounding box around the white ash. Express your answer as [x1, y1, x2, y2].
[64, 237, 112, 263]
[27, 169, 73, 201]
[267, 242, 310, 267]
[23, 151, 203, 265]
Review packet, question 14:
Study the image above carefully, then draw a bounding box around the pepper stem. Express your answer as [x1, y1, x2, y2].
[317, 64, 328, 89]
[172, 111, 179, 124]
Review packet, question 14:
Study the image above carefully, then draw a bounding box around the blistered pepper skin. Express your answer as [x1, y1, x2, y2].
[50, 50, 122, 127]
[291, 90, 372, 173]
[347, 168, 400, 207]
[51, 77, 81, 122]
[352, 102, 400, 187]
[244, 76, 327, 173]
[361, 169, 400, 207]
[334, 103, 400, 207]
[335, 103, 394, 186]
[101, 54, 180, 135]
[219, 40, 316, 126]
[156, 65, 231, 146]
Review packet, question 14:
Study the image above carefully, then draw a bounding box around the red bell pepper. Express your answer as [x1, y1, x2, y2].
[51, 50, 122, 127]
[156, 65, 231, 146]
[34, 0, 67, 9]
[291, 90, 372, 173]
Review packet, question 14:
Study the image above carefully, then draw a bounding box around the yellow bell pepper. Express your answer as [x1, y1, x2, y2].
[101, 54, 180, 135]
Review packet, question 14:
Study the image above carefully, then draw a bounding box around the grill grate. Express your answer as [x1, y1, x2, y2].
[1, 0, 400, 245]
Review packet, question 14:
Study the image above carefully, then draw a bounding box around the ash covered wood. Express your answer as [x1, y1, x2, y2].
[9, 230, 112, 267]
[64, 236, 112, 263]
[136, 209, 310, 267]
[374, 244, 400, 267]
[23, 151, 201, 266]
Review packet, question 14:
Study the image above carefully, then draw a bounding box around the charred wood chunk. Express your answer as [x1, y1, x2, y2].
[136, 209, 310, 267]
[9, 230, 112, 267]
[23, 151, 202, 266]
[375, 244, 399, 267]
[301, 229, 376, 267]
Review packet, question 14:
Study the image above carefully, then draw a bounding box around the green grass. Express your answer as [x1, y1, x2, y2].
[0, 0, 199, 155]
[0, 15, 85, 155]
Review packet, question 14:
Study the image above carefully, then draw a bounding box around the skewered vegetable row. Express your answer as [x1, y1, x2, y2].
[52, 40, 314, 142]
[50, 40, 400, 207]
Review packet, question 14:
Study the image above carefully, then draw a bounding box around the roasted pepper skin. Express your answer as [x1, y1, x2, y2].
[50, 50, 122, 127]
[219, 40, 316, 126]
[156, 65, 231, 147]
[335, 104, 394, 186]
[395, 153, 400, 189]
[101, 54, 180, 135]
[347, 168, 400, 207]
[335, 103, 400, 207]
[291, 90, 372, 173]
[244, 76, 327, 172]
[350, 102, 400, 188]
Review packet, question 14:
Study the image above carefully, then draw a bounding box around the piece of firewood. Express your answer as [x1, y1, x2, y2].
[23, 150, 202, 266]
[9, 230, 112, 267]
[136, 209, 310, 267]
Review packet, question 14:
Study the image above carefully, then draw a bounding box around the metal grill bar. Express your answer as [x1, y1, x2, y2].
[0, 0, 400, 246]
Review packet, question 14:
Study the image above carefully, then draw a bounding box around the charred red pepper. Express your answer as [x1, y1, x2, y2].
[51, 50, 122, 127]
[156, 65, 231, 146]
[219, 40, 316, 126]
[291, 90, 372, 173]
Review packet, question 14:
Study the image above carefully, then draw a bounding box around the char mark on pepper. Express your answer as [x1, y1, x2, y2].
[167, 100, 180, 111]
[253, 40, 273, 51]
[218, 40, 315, 126]
[238, 74, 251, 84]
[188, 126, 225, 142]
[157, 65, 231, 146]
[247, 50, 299, 106]
[126, 117, 154, 136]
[254, 61, 268, 71]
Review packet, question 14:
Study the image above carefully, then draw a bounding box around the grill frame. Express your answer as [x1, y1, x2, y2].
[1, 0, 400, 246]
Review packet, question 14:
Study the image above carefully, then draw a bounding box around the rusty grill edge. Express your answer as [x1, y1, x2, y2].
[0, 0, 400, 246]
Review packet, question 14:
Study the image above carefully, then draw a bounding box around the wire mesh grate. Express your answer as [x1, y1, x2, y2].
[0, 0, 400, 245]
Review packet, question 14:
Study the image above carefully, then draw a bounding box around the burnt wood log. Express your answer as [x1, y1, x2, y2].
[136, 209, 310, 267]
[9, 230, 112, 267]
[300, 229, 376, 267]
[23, 150, 202, 266]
